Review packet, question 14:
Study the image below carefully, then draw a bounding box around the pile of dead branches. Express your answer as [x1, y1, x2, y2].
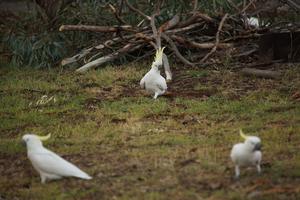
[59, 0, 269, 73]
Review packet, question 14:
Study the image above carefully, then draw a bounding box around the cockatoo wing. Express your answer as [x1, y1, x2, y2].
[230, 143, 244, 163]
[155, 76, 167, 91]
[29, 149, 91, 179]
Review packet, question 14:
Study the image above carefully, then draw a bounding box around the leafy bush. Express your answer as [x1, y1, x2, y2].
[3, 31, 66, 68]
[1, 0, 112, 68]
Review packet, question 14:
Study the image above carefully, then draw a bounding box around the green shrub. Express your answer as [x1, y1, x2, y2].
[3, 31, 66, 68]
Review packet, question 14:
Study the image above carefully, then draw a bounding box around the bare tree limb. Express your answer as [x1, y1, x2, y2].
[124, 0, 151, 20]
[108, 3, 127, 24]
[200, 13, 229, 63]
[166, 22, 204, 34]
[76, 43, 144, 73]
[61, 46, 100, 66]
[241, 68, 281, 79]
[193, 0, 198, 13]
[171, 35, 233, 49]
[59, 24, 135, 33]
[135, 32, 157, 48]
[150, 14, 161, 48]
[161, 33, 195, 66]
[225, 0, 240, 12]
[163, 53, 172, 80]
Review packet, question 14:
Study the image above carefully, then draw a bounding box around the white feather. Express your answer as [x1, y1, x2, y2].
[230, 135, 262, 178]
[23, 134, 92, 183]
[231, 143, 262, 166]
[140, 66, 167, 99]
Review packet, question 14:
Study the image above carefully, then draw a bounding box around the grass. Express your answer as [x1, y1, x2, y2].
[0, 63, 300, 200]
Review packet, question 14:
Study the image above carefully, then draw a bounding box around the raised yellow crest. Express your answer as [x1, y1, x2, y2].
[239, 129, 248, 140]
[36, 133, 51, 141]
[154, 47, 165, 63]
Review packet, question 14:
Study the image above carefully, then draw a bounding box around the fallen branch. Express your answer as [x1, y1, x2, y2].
[161, 33, 194, 66]
[61, 35, 135, 66]
[171, 35, 233, 49]
[76, 43, 143, 73]
[166, 22, 204, 34]
[232, 48, 257, 58]
[240, 68, 281, 79]
[108, 3, 127, 24]
[200, 13, 229, 63]
[59, 25, 135, 33]
[245, 60, 284, 68]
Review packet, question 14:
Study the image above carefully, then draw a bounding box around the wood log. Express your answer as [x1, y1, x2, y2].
[76, 43, 143, 73]
[59, 25, 136, 33]
[240, 68, 281, 79]
[171, 35, 233, 49]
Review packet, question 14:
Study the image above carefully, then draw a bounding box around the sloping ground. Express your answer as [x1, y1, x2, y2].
[0, 63, 300, 200]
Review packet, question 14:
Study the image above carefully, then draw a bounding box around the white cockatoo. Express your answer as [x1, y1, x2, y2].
[246, 17, 259, 28]
[22, 133, 92, 183]
[140, 47, 168, 99]
[230, 129, 262, 178]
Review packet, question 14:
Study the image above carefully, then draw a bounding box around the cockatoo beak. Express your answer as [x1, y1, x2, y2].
[37, 133, 51, 141]
[254, 143, 262, 151]
[21, 139, 26, 146]
[239, 129, 248, 140]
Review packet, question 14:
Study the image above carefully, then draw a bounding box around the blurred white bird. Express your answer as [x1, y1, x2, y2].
[22, 133, 92, 183]
[230, 129, 262, 178]
[246, 17, 259, 28]
[140, 47, 168, 99]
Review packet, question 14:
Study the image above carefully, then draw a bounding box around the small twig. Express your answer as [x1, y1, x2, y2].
[200, 13, 228, 63]
[108, 3, 127, 24]
[240, 0, 256, 14]
[124, 0, 151, 20]
[225, 0, 240, 12]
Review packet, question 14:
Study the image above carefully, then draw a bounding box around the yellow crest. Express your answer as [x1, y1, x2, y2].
[239, 129, 248, 140]
[154, 47, 165, 63]
[36, 133, 51, 141]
